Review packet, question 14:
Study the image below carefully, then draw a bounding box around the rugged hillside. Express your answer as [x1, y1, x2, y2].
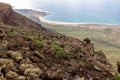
[42, 22, 120, 70]
[0, 2, 116, 80]
[0, 2, 45, 31]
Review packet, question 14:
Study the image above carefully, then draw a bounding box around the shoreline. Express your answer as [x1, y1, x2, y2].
[39, 17, 120, 30]
[40, 17, 120, 26]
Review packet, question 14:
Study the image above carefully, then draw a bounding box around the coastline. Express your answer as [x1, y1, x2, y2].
[40, 17, 120, 30]
[40, 17, 80, 25]
[40, 17, 120, 26]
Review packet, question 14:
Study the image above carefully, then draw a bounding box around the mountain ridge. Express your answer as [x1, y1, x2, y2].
[0, 2, 45, 31]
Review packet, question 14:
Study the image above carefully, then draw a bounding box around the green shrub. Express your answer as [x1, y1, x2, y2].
[29, 35, 41, 41]
[45, 61, 50, 66]
[78, 61, 86, 65]
[29, 35, 44, 50]
[5, 28, 15, 36]
[51, 44, 69, 60]
[115, 74, 120, 80]
[32, 41, 44, 50]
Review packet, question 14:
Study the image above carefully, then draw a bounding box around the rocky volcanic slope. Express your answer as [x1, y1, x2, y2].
[0, 3, 45, 31]
[0, 2, 115, 80]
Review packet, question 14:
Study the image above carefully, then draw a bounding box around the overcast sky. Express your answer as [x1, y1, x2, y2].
[0, 0, 120, 11]
[0, 0, 116, 8]
[0, 0, 32, 8]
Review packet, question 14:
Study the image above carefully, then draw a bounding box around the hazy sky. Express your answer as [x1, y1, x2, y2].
[0, 0, 119, 14]
[0, 0, 119, 24]
[0, 0, 32, 8]
[0, 0, 117, 9]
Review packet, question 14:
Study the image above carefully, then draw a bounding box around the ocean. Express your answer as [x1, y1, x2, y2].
[34, 0, 120, 25]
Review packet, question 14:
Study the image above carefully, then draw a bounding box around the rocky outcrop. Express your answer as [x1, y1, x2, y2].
[0, 2, 45, 31]
[0, 25, 115, 80]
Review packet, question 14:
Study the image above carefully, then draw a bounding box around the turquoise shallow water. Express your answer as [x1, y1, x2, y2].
[33, 0, 120, 25]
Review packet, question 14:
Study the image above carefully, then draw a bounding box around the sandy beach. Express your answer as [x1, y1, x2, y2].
[40, 17, 120, 30]
[40, 17, 80, 25]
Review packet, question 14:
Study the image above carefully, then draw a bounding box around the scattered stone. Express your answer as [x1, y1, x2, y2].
[0, 40, 8, 50]
[0, 51, 7, 58]
[0, 30, 6, 39]
[30, 55, 40, 63]
[24, 68, 43, 78]
[8, 51, 23, 62]
[76, 77, 85, 80]
[0, 59, 14, 69]
[15, 76, 26, 80]
[0, 72, 5, 80]
[20, 58, 32, 64]
[117, 61, 120, 73]
[6, 70, 18, 79]
[19, 63, 34, 72]
[93, 65, 101, 71]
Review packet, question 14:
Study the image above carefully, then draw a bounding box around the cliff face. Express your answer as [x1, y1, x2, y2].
[14, 9, 49, 24]
[0, 2, 116, 80]
[0, 2, 45, 31]
[14, 9, 49, 17]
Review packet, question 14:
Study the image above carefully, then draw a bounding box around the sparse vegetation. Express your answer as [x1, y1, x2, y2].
[51, 44, 69, 60]
[29, 35, 45, 50]
[5, 28, 14, 36]
[29, 35, 41, 41]
[78, 60, 86, 66]
[45, 61, 50, 66]
[42, 23, 120, 69]
[115, 74, 120, 80]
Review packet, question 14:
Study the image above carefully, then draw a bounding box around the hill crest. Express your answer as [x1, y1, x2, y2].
[0, 2, 45, 31]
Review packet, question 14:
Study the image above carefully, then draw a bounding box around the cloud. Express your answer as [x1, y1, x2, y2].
[0, 0, 32, 9]
[0, 0, 118, 9]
